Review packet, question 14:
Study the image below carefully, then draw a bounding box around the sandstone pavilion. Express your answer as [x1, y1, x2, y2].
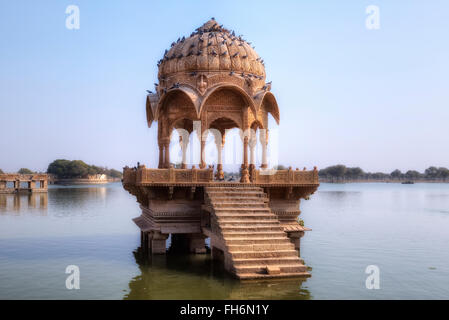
[123, 19, 319, 279]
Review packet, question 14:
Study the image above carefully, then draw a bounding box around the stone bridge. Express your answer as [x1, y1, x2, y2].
[0, 174, 48, 194]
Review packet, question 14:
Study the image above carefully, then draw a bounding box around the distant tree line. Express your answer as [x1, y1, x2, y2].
[0, 168, 37, 174]
[47, 159, 122, 179]
[17, 168, 34, 174]
[318, 165, 449, 182]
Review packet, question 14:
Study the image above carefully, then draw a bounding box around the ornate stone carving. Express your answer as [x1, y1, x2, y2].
[196, 74, 208, 95]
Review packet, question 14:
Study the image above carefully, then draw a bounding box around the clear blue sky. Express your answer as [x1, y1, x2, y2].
[1, 0, 448, 173]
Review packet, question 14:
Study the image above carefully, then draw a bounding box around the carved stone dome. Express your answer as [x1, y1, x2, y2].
[146, 19, 279, 132]
[157, 19, 266, 81]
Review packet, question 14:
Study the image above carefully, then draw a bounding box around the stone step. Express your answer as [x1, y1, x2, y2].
[219, 220, 280, 229]
[207, 194, 266, 199]
[216, 214, 277, 220]
[215, 212, 273, 216]
[222, 231, 287, 238]
[236, 271, 310, 280]
[230, 249, 298, 259]
[208, 192, 267, 196]
[234, 263, 307, 275]
[215, 211, 276, 216]
[233, 256, 303, 266]
[219, 222, 281, 228]
[208, 197, 265, 201]
[219, 220, 280, 226]
[214, 208, 271, 213]
[211, 202, 268, 208]
[203, 186, 311, 280]
[210, 196, 267, 200]
[219, 225, 284, 232]
[225, 237, 292, 245]
[218, 218, 281, 227]
[208, 196, 267, 201]
[206, 190, 265, 195]
[227, 243, 295, 252]
[205, 187, 262, 192]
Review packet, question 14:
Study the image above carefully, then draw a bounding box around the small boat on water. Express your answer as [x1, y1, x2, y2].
[402, 181, 415, 184]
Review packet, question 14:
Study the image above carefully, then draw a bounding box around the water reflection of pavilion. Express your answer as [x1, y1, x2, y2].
[0, 193, 48, 214]
[123, 247, 311, 300]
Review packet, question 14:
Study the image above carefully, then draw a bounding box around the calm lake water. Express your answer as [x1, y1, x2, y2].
[0, 182, 448, 299]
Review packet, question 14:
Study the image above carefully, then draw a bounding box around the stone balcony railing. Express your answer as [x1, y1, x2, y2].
[123, 166, 319, 186]
[123, 166, 214, 185]
[251, 168, 319, 185]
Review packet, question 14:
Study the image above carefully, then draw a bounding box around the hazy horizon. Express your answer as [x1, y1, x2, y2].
[1, 1, 448, 173]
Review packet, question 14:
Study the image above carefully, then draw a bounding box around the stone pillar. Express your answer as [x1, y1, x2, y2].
[249, 145, 255, 168]
[144, 232, 150, 252]
[211, 246, 224, 262]
[240, 136, 250, 183]
[164, 142, 170, 168]
[243, 136, 248, 168]
[200, 139, 206, 169]
[215, 134, 224, 180]
[179, 135, 188, 169]
[260, 129, 268, 169]
[151, 231, 169, 254]
[288, 231, 304, 256]
[158, 144, 164, 169]
[210, 238, 224, 262]
[249, 131, 257, 169]
[188, 233, 206, 254]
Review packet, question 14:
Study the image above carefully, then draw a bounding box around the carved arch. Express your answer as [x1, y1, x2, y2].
[199, 84, 257, 119]
[168, 117, 194, 134]
[207, 113, 243, 131]
[250, 119, 264, 130]
[259, 91, 280, 125]
[156, 86, 201, 119]
[146, 94, 159, 128]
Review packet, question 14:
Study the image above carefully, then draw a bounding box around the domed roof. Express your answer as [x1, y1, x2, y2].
[157, 19, 266, 81]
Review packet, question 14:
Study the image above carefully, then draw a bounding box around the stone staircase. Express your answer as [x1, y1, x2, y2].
[205, 185, 310, 279]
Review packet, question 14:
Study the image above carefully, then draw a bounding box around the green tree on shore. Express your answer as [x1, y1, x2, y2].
[345, 167, 365, 180]
[107, 169, 123, 179]
[47, 159, 122, 179]
[319, 165, 347, 182]
[319, 165, 449, 182]
[390, 169, 403, 180]
[17, 168, 34, 174]
[274, 165, 287, 170]
[424, 167, 439, 180]
[405, 170, 421, 180]
[437, 167, 449, 180]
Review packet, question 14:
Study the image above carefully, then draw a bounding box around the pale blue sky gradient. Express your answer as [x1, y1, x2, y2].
[1, 0, 448, 173]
